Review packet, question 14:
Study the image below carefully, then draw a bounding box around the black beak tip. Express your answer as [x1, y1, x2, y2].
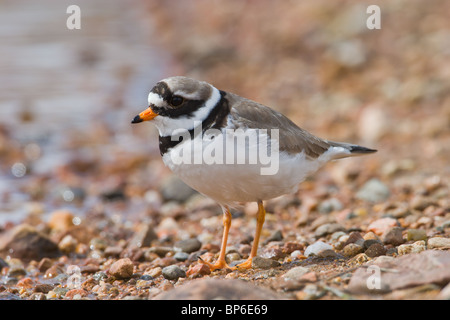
[131, 115, 143, 124]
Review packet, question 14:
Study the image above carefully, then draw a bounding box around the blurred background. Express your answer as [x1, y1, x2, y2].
[0, 0, 449, 228]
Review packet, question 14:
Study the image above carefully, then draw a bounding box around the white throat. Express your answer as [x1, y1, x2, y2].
[152, 85, 222, 137]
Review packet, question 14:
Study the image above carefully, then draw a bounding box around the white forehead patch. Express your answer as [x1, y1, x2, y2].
[148, 92, 165, 107]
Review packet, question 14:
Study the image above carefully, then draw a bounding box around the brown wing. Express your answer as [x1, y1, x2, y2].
[226, 92, 331, 159]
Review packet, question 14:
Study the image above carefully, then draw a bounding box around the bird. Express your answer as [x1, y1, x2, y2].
[131, 76, 376, 270]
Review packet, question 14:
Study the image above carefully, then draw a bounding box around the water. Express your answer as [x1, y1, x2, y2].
[0, 0, 170, 224]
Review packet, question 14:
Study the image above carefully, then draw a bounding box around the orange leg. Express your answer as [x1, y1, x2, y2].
[199, 205, 233, 271]
[234, 200, 266, 269]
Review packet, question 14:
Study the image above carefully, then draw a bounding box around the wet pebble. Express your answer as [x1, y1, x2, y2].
[162, 265, 186, 281]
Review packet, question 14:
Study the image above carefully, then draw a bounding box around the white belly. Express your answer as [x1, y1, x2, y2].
[160, 130, 332, 205]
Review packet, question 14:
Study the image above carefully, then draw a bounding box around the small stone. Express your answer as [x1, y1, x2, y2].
[344, 231, 364, 247]
[427, 237, 450, 249]
[145, 267, 162, 279]
[364, 243, 387, 258]
[382, 227, 405, 246]
[304, 241, 334, 257]
[173, 251, 189, 261]
[162, 265, 186, 280]
[104, 246, 123, 258]
[174, 238, 202, 253]
[65, 288, 87, 300]
[315, 223, 345, 237]
[226, 252, 242, 263]
[363, 239, 382, 250]
[0, 224, 60, 261]
[342, 243, 364, 257]
[37, 258, 52, 273]
[318, 198, 343, 213]
[48, 210, 75, 231]
[34, 284, 53, 293]
[109, 258, 134, 279]
[146, 246, 174, 257]
[128, 224, 158, 248]
[367, 217, 399, 235]
[252, 256, 280, 269]
[283, 266, 309, 280]
[160, 175, 197, 202]
[282, 242, 304, 254]
[356, 178, 390, 203]
[406, 229, 427, 241]
[58, 235, 78, 254]
[264, 230, 283, 243]
[16, 277, 34, 289]
[363, 231, 380, 241]
[398, 241, 426, 255]
[186, 263, 211, 278]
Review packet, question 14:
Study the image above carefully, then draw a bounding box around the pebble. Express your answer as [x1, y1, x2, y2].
[128, 224, 158, 248]
[304, 241, 337, 258]
[252, 256, 281, 269]
[397, 241, 426, 255]
[367, 217, 399, 235]
[318, 198, 343, 213]
[382, 227, 405, 246]
[344, 231, 364, 247]
[48, 210, 75, 231]
[342, 243, 364, 257]
[406, 229, 427, 241]
[264, 230, 283, 243]
[427, 237, 450, 249]
[160, 175, 197, 202]
[109, 258, 134, 279]
[186, 263, 211, 278]
[282, 266, 309, 280]
[356, 178, 390, 203]
[314, 223, 345, 237]
[174, 238, 202, 253]
[58, 235, 78, 254]
[364, 243, 387, 258]
[173, 251, 189, 261]
[162, 265, 186, 281]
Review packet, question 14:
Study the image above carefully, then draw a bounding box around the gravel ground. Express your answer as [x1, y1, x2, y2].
[0, 0, 449, 300]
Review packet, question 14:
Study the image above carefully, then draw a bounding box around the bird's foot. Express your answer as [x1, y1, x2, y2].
[233, 257, 253, 270]
[198, 257, 232, 271]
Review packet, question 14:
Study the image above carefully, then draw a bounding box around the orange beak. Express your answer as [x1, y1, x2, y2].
[131, 107, 158, 123]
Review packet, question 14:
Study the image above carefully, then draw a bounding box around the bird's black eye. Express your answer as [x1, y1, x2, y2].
[170, 96, 184, 107]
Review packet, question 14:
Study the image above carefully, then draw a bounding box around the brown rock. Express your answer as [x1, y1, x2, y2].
[48, 210, 75, 231]
[365, 243, 387, 258]
[382, 227, 405, 246]
[154, 278, 289, 300]
[186, 263, 211, 278]
[109, 258, 134, 279]
[0, 224, 60, 261]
